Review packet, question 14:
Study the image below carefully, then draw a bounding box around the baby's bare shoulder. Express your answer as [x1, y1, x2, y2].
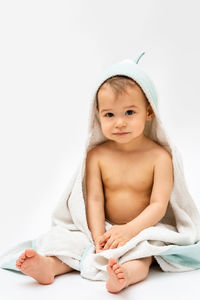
[145, 139, 172, 167]
[86, 144, 103, 161]
[149, 143, 173, 173]
[88, 142, 110, 154]
[153, 142, 172, 158]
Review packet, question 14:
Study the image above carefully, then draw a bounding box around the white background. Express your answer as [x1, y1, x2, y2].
[1, 0, 200, 249]
[0, 1, 200, 298]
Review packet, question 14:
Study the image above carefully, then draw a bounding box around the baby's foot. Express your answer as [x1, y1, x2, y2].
[106, 258, 128, 293]
[16, 249, 54, 285]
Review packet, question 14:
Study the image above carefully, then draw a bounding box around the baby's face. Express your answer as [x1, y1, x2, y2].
[97, 83, 154, 143]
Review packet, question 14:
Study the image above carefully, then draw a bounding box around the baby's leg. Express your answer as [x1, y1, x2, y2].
[106, 256, 154, 294]
[16, 249, 74, 285]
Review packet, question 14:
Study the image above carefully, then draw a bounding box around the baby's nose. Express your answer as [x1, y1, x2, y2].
[115, 118, 126, 126]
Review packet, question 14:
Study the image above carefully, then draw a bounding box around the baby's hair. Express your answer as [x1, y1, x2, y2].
[95, 75, 149, 111]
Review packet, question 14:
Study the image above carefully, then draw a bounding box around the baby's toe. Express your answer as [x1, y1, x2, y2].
[115, 268, 122, 274]
[16, 261, 21, 268]
[113, 264, 120, 271]
[19, 257, 24, 262]
[109, 258, 118, 267]
[116, 272, 124, 279]
[113, 265, 125, 278]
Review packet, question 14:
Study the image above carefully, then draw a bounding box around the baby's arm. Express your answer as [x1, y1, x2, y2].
[127, 150, 174, 235]
[85, 148, 106, 251]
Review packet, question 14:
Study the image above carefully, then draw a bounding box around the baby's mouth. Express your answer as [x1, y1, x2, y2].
[114, 132, 129, 136]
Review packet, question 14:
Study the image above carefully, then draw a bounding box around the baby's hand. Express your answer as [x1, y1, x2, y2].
[98, 224, 134, 250]
[94, 235, 106, 253]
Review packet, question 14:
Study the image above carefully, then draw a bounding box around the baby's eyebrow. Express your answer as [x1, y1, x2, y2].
[100, 105, 138, 113]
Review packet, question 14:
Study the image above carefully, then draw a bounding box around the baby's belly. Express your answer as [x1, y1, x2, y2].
[104, 189, 150, 225]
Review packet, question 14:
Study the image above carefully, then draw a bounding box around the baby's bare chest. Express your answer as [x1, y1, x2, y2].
[99, 151, 154, 194]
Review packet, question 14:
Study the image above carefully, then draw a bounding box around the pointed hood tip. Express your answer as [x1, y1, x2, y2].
[134, 51, 145, 64]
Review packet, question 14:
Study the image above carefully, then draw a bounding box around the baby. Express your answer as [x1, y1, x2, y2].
[15, 75, 174, 294]
[85, 75, 174, 292]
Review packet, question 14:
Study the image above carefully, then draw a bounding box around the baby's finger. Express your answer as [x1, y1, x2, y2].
[103, 238, 114, 250]
[99, 241, 105, 248]
[117, 242, 125, 248]
[99, 242, 105, 248]
[110, 240, 119, 249]
[102, 232, 111, 240]
[99, 237, 108, 244]
[96, 244, 103, 253]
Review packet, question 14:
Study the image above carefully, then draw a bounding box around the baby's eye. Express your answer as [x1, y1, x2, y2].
[104, 112, 114, 117]
[125, 110, 135, 115]
[104, 110, 135, 117]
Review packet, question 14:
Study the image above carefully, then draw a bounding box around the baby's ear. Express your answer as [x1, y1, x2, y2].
[146, 104, 155, 120]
